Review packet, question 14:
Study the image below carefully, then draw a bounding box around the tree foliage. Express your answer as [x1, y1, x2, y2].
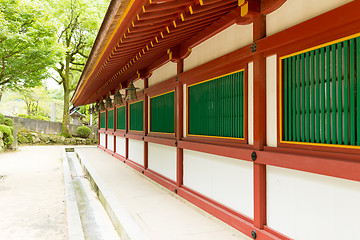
[50, 0, 109, 137]
[0, 0, 58, 97]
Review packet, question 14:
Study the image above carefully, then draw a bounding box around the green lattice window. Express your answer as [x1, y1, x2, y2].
[116, 106, 126, 130]
[130, 100, 143, 131]
[100, 112, 106, 129]
[280, 34, 360, 146]
[108, 110, 114, 129]
[150, 91, 174, 133]
[188, 70, 245, 139]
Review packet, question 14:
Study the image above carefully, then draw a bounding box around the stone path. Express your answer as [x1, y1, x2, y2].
[0, 146, 68, 240]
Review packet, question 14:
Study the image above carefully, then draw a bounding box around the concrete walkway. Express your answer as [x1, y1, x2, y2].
[75, 147, 251, 240]
[0, 146, 68, 240]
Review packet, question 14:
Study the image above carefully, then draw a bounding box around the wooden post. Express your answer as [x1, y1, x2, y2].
[144, 78, 149, 169]
[176, 59, 184, 187]
[252, 13, 267, 230]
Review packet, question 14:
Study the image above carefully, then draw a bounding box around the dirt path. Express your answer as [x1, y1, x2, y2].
[0, 146, 68, 240]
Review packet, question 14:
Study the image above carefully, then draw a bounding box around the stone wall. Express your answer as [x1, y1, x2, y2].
[5, 116, 98, 139]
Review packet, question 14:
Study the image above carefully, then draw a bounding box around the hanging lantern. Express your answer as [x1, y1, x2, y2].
[88, 105, 93, 114]
[114, 90, 123, 105]
[105, 94, 112, 109]
[99, 101, 105, 111]
[125, 81, 139, 101]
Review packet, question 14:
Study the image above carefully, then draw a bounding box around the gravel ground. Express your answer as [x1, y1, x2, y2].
[0, 146, 68, 240]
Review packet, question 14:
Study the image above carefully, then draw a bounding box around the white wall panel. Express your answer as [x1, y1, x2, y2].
[149, 61, 177, 87]
[115, 136, 126, 157]
[148, 143, 176, 181]
[266, 55, 277, 147]
[267, 166, 360, 240]
[183, 83, 187, 138]
[107, 134, 114, 151]
[184, 24, 253, 71]
[184, 150, 253, 218]
[248, 62, 253, 145]
[266, 0, 352, 36]
[99, 133, 106, 147]
[129, 139, 144, 166]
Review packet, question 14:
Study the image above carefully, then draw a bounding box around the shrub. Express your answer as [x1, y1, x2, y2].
[76, 126, 91, 138]
[4, 118, 13, 126]
[0, 124, 14, 147]
[0, 113, 4, 124]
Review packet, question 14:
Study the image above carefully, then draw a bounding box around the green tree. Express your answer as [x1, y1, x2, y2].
[17, 86, 50, 117]
[50, 0, 108, 137]
[0, 0, 58, 101]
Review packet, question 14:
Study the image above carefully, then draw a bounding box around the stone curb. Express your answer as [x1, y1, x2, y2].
[62, 149, 85, 240]
[74, 148, 148, 240]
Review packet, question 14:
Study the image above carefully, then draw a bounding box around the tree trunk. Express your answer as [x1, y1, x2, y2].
[61, 55, 72, 138]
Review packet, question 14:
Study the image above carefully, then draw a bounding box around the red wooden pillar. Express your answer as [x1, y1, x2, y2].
[252, 13, 267, 230]
[125, 90, 129, 160]
[105, 107, 108, 150]
[176, 59, 184, 187]
[144, 78, 149, 169]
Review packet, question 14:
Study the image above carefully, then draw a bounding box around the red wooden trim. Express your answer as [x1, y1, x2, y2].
[258, 1, 360, 56]
[252, 13, 267, 231]
[114, 152, 126, 162]
[126, 132, 144, 141]
[104, 148, 114, 155]
[145, 77, 177, 97]
[98, 129, 106, 134]
[263, 226, 293, 240]
[145, 169, 177, 189]
[278, 141, 360, 156]
[105, 130, 115, 135]
[144, 136, 176, 147]
[261, 0, 286, 15]
[184, 135, 247, 146]
[176, 149, 183, 187]
[179, 140, 253, 161]
[114, 130, 126, 136]
[125, 158, 144, 173]
[147, 132, 176, 139]
[256, 150, 360, 182]
[264, 145, 360, 163]
[98, 145, 106, 151]
[253, 163, 266, 229]
[144, 77, 149, 169]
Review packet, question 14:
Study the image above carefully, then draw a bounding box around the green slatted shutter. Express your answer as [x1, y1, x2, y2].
[130, 101, 143, 131]
[281, 35, 360, 147]
[116, 106, 126, 130]
[100, 112, 106, 129]
[108, 110, 114, 129]
[188, 70, 245, 139]
[150, 91, 175, 133]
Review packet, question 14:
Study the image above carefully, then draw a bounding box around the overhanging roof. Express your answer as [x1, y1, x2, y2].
[72, 0, 285, 106]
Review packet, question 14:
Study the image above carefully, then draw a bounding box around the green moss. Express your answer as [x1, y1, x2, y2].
[4, 118, 13, 126]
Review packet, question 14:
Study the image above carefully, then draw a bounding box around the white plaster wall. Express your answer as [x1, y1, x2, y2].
[183, 83, 187, 137]
[128, 139, 144, 166]
[107, 134, 114, 151]
[184, 24, 253, 71]
[99, 133, 106, 147]
[115, 136, 126, 157]
[248, 62, 253, 145]
[148, 143, 176, 181]
[183, 149, 253, 218]
[134, 78, 144, 91]
[266, 0, 353, 36]
[149, 61, 177, 87]
[266, 55, 277, 147]
[267, 166, 360, 240]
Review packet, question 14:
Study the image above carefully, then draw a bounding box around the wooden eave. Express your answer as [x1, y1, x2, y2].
[72, 0, 285, 106]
